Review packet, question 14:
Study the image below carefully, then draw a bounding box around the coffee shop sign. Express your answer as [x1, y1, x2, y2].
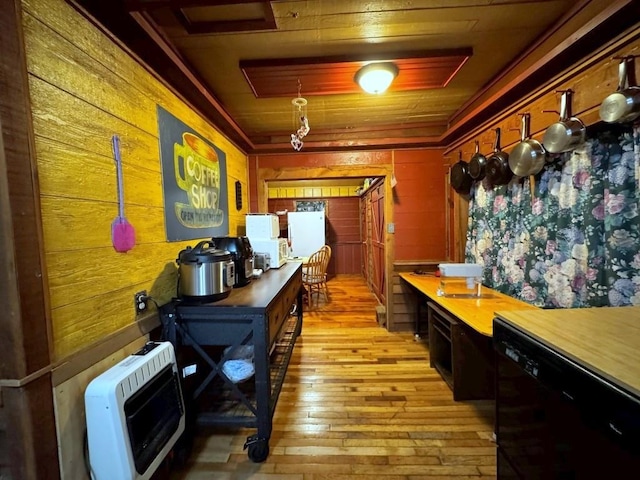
[157, 105, 228, 241]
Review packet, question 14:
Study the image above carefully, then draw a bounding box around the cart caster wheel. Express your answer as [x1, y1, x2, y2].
[244, 434, 269, 463]
[248, 441, 269, 462]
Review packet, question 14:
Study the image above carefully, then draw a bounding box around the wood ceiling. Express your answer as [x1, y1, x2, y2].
[239, 49, 472, 98]
[71, 1, 639, 153]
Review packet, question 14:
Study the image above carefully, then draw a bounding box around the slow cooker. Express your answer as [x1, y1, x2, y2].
[211, 236, 254, 287]
[176, 240, 235, 303]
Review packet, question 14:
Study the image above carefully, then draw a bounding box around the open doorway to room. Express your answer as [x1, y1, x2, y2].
[263, 175, 388, 308]
[254, 162, 394, 321]
[266, 177, 371, 277]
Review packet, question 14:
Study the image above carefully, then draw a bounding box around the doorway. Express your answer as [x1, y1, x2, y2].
[256, 165, 393, 313]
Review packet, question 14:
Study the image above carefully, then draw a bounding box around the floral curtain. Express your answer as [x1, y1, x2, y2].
[465, 125, 640, 308]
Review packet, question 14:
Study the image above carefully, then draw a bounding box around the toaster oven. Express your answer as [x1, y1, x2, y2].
[249, 238, 288, 268]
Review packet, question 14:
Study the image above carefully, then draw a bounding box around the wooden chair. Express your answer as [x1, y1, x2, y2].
[302, 247, 329, 307]
[320, 244, 332, 288]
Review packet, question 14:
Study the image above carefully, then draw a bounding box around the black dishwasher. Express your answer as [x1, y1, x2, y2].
[494, 318, 640, 479]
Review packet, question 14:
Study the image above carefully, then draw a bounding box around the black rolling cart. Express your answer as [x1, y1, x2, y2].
[159, 262, 303, 462]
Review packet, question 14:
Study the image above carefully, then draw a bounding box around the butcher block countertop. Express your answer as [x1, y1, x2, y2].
[495, 306, 640, 399]
[399, 272, 537, 336]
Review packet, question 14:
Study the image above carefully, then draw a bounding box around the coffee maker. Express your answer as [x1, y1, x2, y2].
[211, 236, 254, 287]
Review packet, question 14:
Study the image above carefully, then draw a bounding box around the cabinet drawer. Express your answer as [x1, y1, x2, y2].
[268, 273, 301, 346]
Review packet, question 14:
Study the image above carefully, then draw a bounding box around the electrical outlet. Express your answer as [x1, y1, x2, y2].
[135, 290, 148, 315]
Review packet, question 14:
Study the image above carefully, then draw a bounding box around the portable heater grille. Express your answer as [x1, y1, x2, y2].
[85, 342, 185, 480]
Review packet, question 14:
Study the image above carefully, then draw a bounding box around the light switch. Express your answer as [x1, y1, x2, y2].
[387, 223, 395, 233]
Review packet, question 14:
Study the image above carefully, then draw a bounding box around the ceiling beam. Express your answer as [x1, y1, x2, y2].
[129, 9, 255, 149]
[250, 136, 443, 154]
[174, 12, 277, 34]
[240, 49, 473, 98]
[126, 0, 267, 11]
[443, 0, 639, 145]
[170, 0, 276, 34]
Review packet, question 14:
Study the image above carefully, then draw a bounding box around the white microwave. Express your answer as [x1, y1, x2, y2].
[246, 214, 279, 239]
[249, 238, 288, 268]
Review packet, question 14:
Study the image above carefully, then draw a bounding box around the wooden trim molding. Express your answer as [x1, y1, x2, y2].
[1, 2, 56, 477]
[1, 0, 51, 380]
[256, 165, 393, 211]
[66, 0, 253, 152]
[0, 365, 51, 388]
[2, 374, 59, 479]
[444, 0, 640, 147]
[0, 312, 158, 389]
[51, 313, 159, 387]
[129, 10, 254, 148]
[256, 163, 395, 325]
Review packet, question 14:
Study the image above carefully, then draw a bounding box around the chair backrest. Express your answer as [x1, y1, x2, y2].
[320, 244, 331, 258]
[303, 248, 326, 283]
[320, 245, 331, 275]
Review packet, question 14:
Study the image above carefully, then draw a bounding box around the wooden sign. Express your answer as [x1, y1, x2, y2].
[157, 106, 228, 241]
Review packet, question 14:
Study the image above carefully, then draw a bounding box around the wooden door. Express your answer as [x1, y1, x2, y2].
[370, 182, 385, 304]
[360, 180, 385, 304]
[360, 196, 368, 279]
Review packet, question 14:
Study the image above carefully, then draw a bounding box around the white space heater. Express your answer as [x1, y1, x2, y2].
[85, 341, 185, 480]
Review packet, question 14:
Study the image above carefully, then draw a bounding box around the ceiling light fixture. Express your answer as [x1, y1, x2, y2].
[355, 62, 399, 94]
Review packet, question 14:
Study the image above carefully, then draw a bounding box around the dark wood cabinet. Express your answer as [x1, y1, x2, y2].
[428, 301, 494, 401]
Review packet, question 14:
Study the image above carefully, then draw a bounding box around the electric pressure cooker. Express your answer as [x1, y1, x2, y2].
[176, 240, 235, 303]
[211, 236, 254, 287]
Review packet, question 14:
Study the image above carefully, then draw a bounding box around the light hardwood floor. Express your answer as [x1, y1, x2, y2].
[169, 274, 496, 480]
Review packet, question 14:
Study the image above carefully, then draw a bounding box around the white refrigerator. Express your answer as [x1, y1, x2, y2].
[287, 211, 326, 258]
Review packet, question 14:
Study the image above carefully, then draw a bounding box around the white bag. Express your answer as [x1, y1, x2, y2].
[221, 345, 254, 383]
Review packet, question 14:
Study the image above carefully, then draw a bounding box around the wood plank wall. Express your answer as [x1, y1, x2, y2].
[253, 148, 449, 330]
[268, 183, 360, 198]
[388, 23, 640, 335]
[0, 0, 251, 476]
[446, 27, 640, 261]
[269, 197, 362, 275]
[392, 262, 440, 333]
[253, 149, 448, 263]
[393, 149, 449, 261]
[24, 0, 249, 360]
